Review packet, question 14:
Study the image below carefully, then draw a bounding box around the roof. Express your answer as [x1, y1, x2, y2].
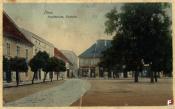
[61, 50, 77, 58]
[3, 11, 33, 46]
[61, 50, 78, 63]
[54, 48, 73, 65]
[79, 40, 111, 58]
[19, 28, 54, 47]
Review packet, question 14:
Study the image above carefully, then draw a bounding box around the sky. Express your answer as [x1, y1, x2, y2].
[3, 3, 122, 56]
[3, 3, 171, 56]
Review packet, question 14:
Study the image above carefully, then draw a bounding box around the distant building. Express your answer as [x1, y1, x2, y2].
[3, 11, 34, 81]
[61, 50, 78, 77]
[79, 39, 111, 77]
[19, 28, 54, 80]
[54, 48, 73, 78]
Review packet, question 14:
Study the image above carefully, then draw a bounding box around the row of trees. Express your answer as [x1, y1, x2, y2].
[100, 3, 172, 83]
[3, 51, 66, 86]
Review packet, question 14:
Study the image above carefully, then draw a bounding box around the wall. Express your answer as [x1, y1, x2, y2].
[3, 36, 33, 81]
[79, 57, 100, 67]
[31, 37, 54, 57]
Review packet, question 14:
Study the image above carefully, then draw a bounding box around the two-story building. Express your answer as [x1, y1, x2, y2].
[79, 39, 111, 78]
[19, 28, 54, 80]
[3, 11, 34, 82]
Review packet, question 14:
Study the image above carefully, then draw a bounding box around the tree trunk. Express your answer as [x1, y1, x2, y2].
[132, 71, 134, 78]
[16, 70, 19, 87]
[43, 72, 48, 83]
[116, 73, 119, 78]
[154, 72, 158, 82]
[67, 69, 69, 78]
[43, 72, 48, 82]
[102, 71, 104, 77]
[35, 71, 38, 80]
[57, 72, 59, 80]
[39, 69, 41, 80]
[50, 72, 53, 82]
[71, 72, 74, 78]
[6, 70, 12, 83]
[158, 72, 160, 78]
[123, 71, 128, 78]
[108, 71, 111, 78]
[90, 72, 92, 78]
[32, 71, 37, 84]
[134, 71, 139, 82]
[150, 71, 154, 83]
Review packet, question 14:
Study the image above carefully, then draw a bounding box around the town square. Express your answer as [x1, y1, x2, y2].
[2, 3, 173, 107]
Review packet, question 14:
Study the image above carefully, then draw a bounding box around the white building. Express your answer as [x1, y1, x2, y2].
[61, 50, 78, 77]
[3, 12, 34, 82]
[79, 40, 111, 78]
[54, 48, 73, 78]
[20, 28, 54, 57]
[20, 28, 54, 80]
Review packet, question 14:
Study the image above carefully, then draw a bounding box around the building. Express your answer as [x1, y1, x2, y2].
[79, 39, 111, 78]
[19, 28, 54, 80]
[54, 48, 73, 78]
[3, 11, 34, 81]
[61, 50, 79, 77]
[19, 28, 54, 57]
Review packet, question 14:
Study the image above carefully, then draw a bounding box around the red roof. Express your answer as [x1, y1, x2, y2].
[54, 48, 72, 65]
[3, 11, 33, 46]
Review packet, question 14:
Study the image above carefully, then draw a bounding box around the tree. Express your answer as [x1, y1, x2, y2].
[99, 48, 116, 77]
[43, 57, 66, 82]
[3, 56, 11, 82]
[29, 51, 49, 84]
[10, 57, 28, 86]
[43, 57, 57, 82]
[103, 3, 172, 83]
[42, 58, 50, 82]
[55, 59, 66, 80]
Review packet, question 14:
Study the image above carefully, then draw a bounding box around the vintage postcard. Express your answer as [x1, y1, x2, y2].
[1, 1, 174, 108]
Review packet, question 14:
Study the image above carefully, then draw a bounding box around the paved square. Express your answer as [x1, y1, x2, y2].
[72, 78, 173, 106]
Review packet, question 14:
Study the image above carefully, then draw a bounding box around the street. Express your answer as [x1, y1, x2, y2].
[72, 78, 173, 106]
[4, 79, 91, 106]
[4, 78, 173, 106]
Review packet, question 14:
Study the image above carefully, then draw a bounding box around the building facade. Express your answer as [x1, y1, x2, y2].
[54, 48, 73, 78]
[79, 40, 111, 78]
[19, 28, 54, 57]
[3, 12, 34, 82]
[61, 50, 78, 77]
[19, 28, 54, 80]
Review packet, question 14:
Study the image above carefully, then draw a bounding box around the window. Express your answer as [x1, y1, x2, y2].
[26, 49, 28, 60]
[6, 43, 10, 56]
[16, 46, 20, 57]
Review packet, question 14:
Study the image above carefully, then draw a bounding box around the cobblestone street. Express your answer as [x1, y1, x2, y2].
[4, 79, 91, 107]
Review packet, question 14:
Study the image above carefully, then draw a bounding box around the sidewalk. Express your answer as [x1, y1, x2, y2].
[5, 79, 91, 107]
[3, 79, 64, 88]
